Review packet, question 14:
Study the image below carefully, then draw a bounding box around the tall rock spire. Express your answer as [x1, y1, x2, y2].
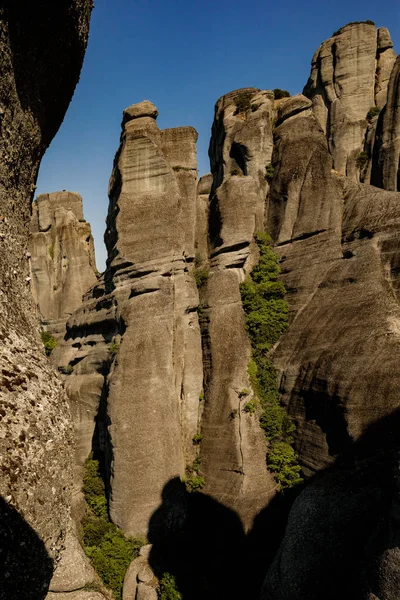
[56, 101, 203, 536]
[29, 191, 97, 338]
[303, 22, 396, 180]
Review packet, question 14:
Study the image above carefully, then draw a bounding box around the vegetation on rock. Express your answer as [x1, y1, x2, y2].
[40, 330, 58, 356]
[82, 454, 145, 598]
[193, 267, 209, 288]
[265, 163, 275, 182]
[234, 91, 254, 114]
[367, 106, 381, 121]
[58, 364, 74, 375]
[194, 253, 203, 268]
[192, 433, 204, 445]
[159, 572, 183, 600]
[243, 398, 258, 414]
[240, 233, 302, 489]
[109, 339, 119, 356]
[332, 20, 375, 36]
[356, 151, 369, 170]
[184, 455, 205, 493]
[273, 89, 290, 99]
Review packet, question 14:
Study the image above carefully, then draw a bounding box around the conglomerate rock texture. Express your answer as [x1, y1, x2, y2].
[0, 2, 92, 599]
[29, 191, 97, 338]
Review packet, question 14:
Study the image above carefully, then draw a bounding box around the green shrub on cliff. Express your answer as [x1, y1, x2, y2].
[240, 233, 302, 489]
[265, 163, 275, 182]
[82, 454, 145, 598]
[40, 330, 58, 356]
[193, 267, 209, 288]
[273, 89, 290, 99]
[234, 91, 254, 114]
[266, 441, 302, 488]
[367, 106, 381, 121]
[184, 455, 205, 492]
[109, 339, 119, 356]
[159, 572, 183, 600]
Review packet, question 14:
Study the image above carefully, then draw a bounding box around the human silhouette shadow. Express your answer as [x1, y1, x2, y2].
[147, 410, 400, 600]
[148, 478, 248, 600]
[0, 496, 53, 599]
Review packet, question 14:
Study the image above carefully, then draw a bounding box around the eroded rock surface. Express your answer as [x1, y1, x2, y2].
[304, 22, 396, 181]
[56, 103, 203, 536]
[0, 1, 92, 598]
[260, 57, 400, 600]
[30, 191, 97, 338]
[373, 56, 400, 192]
[201, 88, 277, 528]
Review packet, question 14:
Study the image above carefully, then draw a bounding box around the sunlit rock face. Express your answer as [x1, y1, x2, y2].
[373, 56, 400, 192]
[303, 22, 396, 181]
[0, 1, 92, 598]
[44, 19, 400, 600]
[29, 191, 97, 339]
[260, 25, 400, 600]
[56, 103, 203, 536]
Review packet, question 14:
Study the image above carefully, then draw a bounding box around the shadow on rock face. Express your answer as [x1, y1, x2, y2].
[148, 477, 248, 600]
[146, 411, 400, 600]
[0, 497, 53, 600]
[260, 408, 400, 600]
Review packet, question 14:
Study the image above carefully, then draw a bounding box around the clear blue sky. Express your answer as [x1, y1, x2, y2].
[36, 0, 400, 271]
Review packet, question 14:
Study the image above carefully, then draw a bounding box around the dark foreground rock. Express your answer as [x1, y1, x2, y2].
[0, 2, 92, 599]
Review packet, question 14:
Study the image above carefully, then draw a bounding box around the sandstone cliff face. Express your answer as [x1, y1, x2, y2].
[56, 102, 203, 537]
[260, 35, 400, 600]
[40, 20, 400, 600]
[201, 88, 277, 527]
[373, 56, 400, 192]
[303, 22, 396, 181]
[30, 191, 97, 338]
[0, 2, 92, 598]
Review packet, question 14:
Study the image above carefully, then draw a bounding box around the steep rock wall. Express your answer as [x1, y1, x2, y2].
[55, 102, 203, 536]
[0, 2, 92, 598]
[303, 22, 396, 181]
[260, 36, 400, 600]
[201, 88, 277, 528]
[30, 191, 97, 338]
[373, 56, 400, 192]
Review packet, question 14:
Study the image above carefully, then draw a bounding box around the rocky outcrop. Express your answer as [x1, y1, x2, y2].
[44, 21, 400, 600]
[200, 88, 277, 528]
[29, 191, 97, 338]
[55, 102, 203, 536]
[260, 58, 400, 600]
[303, 22, 396, 181]
[0, 2, 92, 598]
[373, 56, 400, 192]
